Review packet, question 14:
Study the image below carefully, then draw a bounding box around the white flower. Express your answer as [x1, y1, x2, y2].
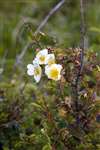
[36, 49, 48, 65]
[27, 64, 34, 76]
[45, 54, 55, 65]
[45, 64, 62, 81]
[27, 49, 62, 82]
[27, 63, 42, 83]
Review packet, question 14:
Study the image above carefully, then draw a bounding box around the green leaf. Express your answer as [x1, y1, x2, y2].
[31, 102, 43, 110]
[42, 144, 52, 150]
[89, 27, 100, 33]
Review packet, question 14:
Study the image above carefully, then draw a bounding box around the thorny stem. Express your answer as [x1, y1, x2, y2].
[74, 0, 86, 111]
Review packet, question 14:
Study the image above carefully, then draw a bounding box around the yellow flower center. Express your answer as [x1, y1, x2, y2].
[39, 56, 45, 62]
[50, 68, 59, 79]
[34, 67, 41, 76]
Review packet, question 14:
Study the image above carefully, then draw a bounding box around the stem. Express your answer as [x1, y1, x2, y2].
[74, 0, 86, 111]
[35, 0, 66, 34]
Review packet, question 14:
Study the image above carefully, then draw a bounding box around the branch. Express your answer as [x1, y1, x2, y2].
[35, 0, 66, 34]
[80, 0, 86, 50]
[14, 0, 66, 67]
[12, 17, 36, 44]
[14, 41, 34, 67]
[74, 0, 86, 111]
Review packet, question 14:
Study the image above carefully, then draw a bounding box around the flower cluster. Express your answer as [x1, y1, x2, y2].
[27, 49, 62, 83]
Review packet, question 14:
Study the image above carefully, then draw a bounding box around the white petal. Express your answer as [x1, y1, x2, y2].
[27, 69, 34, 76]
[34, 75, 41, 83]
[33, 58, 39, 65]
[27, 64, 34, 70]
[40, 49, 48, 55]
[56, 74, 61, 80]
[45, 65, 50, 76]
[36, 49, 48, 65]
[45, 64, 62, 81]
[56, 64, 63, 71]
[45, 54, 55, 65]
[51, 64, 62, 71]
[36, 49, 48, 57]
[33, 65, 42, 83]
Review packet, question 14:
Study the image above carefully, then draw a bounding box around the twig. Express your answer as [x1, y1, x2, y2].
[14, 0, 66, 67]
[74, 0, 86, 111]
[80, 0, 86, 50]
[35, 0, 66, 34]
[14, 42, 34, 67]
[12, 17, 36, 44]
